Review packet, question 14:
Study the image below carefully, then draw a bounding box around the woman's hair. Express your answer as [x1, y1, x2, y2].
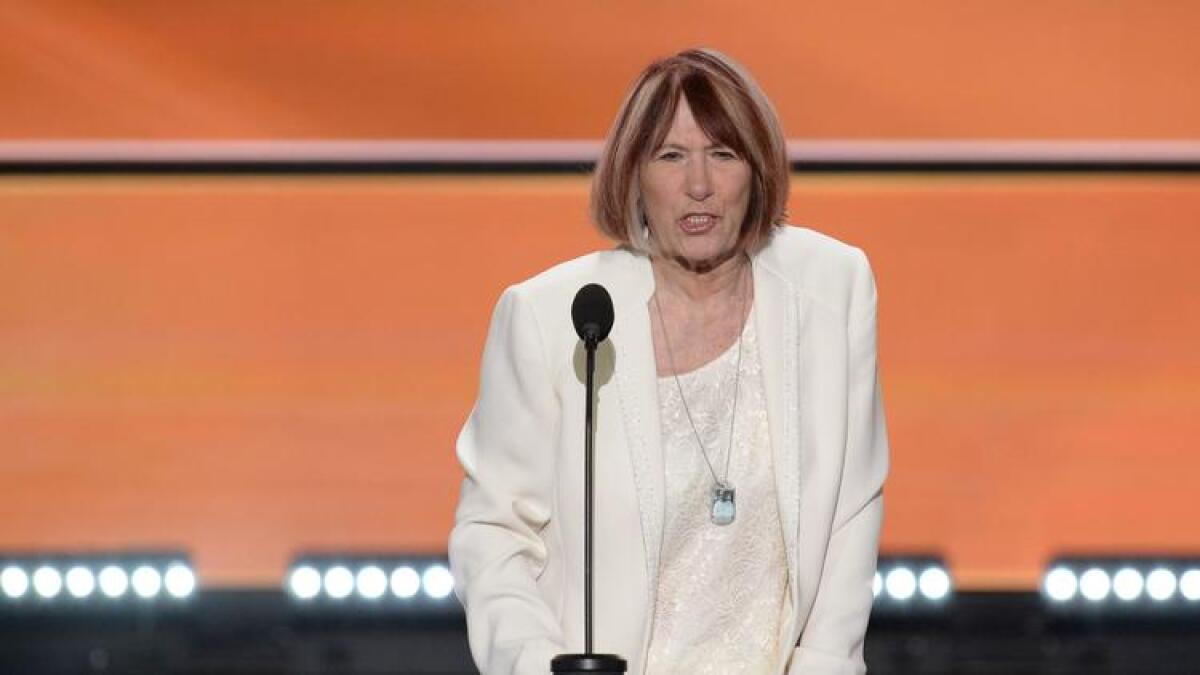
[590, 48, 789, 255]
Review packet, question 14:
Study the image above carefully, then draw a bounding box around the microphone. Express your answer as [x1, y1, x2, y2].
[554, 284, 626, 674]
[571, 284, 614, 347]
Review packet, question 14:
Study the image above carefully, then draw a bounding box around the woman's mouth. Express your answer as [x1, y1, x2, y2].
[679, 213, 719, 234]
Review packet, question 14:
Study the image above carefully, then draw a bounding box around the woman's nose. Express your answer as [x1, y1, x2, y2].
[685, 158, 714, 201]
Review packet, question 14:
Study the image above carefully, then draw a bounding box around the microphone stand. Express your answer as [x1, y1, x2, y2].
[552, 330, 626, 675]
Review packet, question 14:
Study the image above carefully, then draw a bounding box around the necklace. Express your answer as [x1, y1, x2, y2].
[652, 259, 749, 526]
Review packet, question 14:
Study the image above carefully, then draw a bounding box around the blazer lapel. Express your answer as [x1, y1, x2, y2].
[611, 254, 665, 597]
[752, 256, 802, 608]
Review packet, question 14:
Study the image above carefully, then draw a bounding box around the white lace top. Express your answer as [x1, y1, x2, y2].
[645, 312, 789, 675]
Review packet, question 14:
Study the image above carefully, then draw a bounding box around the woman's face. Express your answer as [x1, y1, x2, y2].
[639, 97, 752, 270]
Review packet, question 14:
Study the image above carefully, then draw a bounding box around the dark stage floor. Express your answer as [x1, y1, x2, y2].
[2, 591, 1197, 674]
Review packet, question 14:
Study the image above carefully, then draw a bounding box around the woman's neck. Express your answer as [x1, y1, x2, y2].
[651, 251, 749, 305]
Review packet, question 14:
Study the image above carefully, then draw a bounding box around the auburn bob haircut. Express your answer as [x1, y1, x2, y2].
[590, 48, 789, 255]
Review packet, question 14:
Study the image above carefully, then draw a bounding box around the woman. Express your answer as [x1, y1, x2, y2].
[450, 48, 888, 675]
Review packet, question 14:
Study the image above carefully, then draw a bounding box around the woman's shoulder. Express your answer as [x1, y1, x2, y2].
[758, 225, 876, 321]
[508, 247, 646, 303]
[759, 225, 868, 273]
[488, 248, 645, 359]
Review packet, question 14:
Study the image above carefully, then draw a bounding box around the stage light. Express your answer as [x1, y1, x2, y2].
[286, 554, 461, 614]
[872, 555, 952, 616]
[1044, 557, 1200, 615]
[391, 566, 420, 599]
[1145, 569, 1177, 602]
[1112, 568, 1144, 601]
[65, 566, 96, 599]
[1, 566, 29, 599]
[919, 567, 952, 600]
[0, 552, 193, 610]
[356, 565, 388, 600]
[1079, 568, 1111, 602]
[324, 566, 355, 600]
[130, 566, 162, 599]
[885, 567, 917, 601]
[164, 564, 196, 599]
[422, 564, 454, 599]
[98, 566, 129, 598]
[1180, 570, 1200, 601]
[1044, 567, 1078, 602]
[32, 567, 63, 599]
[289, 566, 321, 600]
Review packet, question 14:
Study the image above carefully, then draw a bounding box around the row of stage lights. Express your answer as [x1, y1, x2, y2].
[0, 553, 195, 604]
[1042, 557, 1200, 611]
[4, 551, 1199, 616]
[874, 558, 953, 605]
[286, 555, 456, 608]
[0, 551, 456, 611]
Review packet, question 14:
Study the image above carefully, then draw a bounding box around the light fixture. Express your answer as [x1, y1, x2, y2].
[872, 555, 953, 616]
[1044, 567, 1078, 602]
[286, 554, 461, 614]
[1, 567, 29, 599]
[1043, 556, 1200, 614]
[65, 566, 96, 599]
[0, 552, 193, 610]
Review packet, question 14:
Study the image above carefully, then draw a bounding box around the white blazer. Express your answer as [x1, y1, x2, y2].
[450, 226, 889, 675]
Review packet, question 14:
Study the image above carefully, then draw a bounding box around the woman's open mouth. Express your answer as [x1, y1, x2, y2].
[679, 213, 719, 234]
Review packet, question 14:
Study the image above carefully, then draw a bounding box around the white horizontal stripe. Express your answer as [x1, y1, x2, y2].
[1, 139, 1199, 163]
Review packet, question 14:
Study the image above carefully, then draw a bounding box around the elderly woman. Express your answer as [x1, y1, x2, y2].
[450, 48, 888, 675]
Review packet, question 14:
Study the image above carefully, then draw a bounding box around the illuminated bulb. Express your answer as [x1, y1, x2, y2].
[885, 567, 916, 601]
[422, 565, 454, 599]
[1112, 568, 1144, 601]
[1179, 570, 1200, 601]
[65, 566, 96, 598]
[356, 566, 388, 600]
[1, 567, 29, 599]
[1145, 569, 1176, 602]
[918, 567, 951, 600]
[1079, 568, 1111, 602]
[1044, 567, 1078, 602]
[164, 564, 196, 599]
[32, 567, 63, 599]
[391, 566, 420, 599]
[98, 566, 129, 598]
[324, 566, 354, 600]
[289, 566, 321, 600]
[131, 566, 162, 599]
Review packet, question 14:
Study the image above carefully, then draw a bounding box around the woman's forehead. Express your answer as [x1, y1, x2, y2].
[661, 99, 706, 141]
[651, 93, 738, 150]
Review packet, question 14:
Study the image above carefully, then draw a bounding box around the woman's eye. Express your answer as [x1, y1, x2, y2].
[712, 149, 738, 160]
[657, 151, 683, 161]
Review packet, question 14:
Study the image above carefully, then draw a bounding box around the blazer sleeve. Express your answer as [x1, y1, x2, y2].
[449, 286, 566, 675]
[792, 248, 890, 675]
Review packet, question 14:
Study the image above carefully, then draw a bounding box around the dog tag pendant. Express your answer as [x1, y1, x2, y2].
[710, 483, 736, 526]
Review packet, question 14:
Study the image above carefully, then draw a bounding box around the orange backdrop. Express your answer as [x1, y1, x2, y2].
[2, 0, 1198, 590]
[1, 0, 1199, 139]
[2, 174, 1199, 588]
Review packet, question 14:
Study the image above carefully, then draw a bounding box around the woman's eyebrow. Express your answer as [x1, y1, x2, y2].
[656, 141, 728, 151]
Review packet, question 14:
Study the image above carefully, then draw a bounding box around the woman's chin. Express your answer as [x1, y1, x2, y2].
[664, 246, 741, 274]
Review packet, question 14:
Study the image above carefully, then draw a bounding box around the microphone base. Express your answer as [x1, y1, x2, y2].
[551, 653, 627, 674]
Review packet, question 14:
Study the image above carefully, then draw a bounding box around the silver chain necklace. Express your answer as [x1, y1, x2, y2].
[652, 259, 749, 526]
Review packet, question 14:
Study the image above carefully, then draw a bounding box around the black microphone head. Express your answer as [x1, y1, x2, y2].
[571, 283, 614, 345]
